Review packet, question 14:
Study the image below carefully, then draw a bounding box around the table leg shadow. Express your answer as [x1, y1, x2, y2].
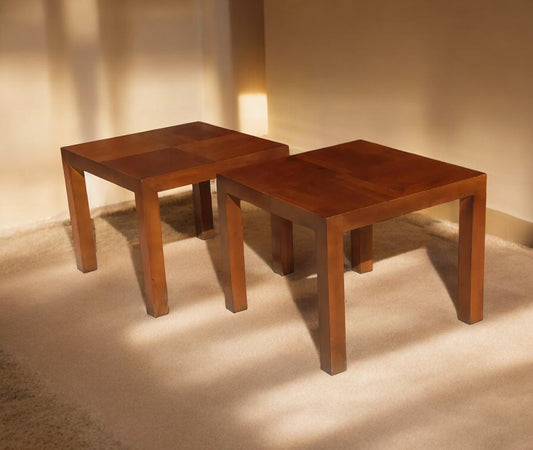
[211, 199, 474, 365]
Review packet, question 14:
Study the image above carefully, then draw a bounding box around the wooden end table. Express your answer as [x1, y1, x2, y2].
[217, 140, 486, 375]
[61, 121, 288, 317]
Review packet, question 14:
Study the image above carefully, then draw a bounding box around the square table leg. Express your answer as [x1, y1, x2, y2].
[135, 185, 169, 317]
[458, 190, 486, 324]
[218, 191, 247, 312]
[351, 225, 373, 274]
[316, 221, 347, 375]
[62, 156, 97, 272]
[271, 214, 294, 275]
[192, 181, 215, 239]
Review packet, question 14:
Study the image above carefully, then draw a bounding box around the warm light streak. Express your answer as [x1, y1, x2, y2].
[238, 93, 268, 135]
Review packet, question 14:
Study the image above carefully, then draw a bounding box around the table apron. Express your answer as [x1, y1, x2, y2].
[62, 151, 139, 192]
[218, 174, 486, 234]
[336, 175, 487, 231]
[217, 175, 323, 230]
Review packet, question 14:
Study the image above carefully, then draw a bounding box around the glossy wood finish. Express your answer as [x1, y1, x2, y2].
[192, 181, 215, 239]
[135, 184, 168, 317]
[351, 225, 373, 274]
[271, 214, 294, 275]
[217, 139, 486, 374]
[458, 192, 486, 323]
[61, 122, 289, 317]
[217, 192, 247, 313]
[61, 153, 97, 272]
[316, 220, 346, 374]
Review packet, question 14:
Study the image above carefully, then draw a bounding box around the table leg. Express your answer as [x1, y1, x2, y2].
[271, 214, 294, 275]
[458, 190, 486, 324]
[135, 186, 169, 317]
[351, 225, 373, 273]
[218, 191, 247, 312]
[192, 181, 214, 239]
[316, 221, 346, 375]
[61, 155, 97, 272]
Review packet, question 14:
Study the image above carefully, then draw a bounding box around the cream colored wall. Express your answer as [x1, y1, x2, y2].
[0, 0, 265, 233]
[200, 0, 268, 135]
[0, 0, 267, 233]
[8, 0, 528, 245]
[0, 0, 204, 232]
[264, 0, 533, 245]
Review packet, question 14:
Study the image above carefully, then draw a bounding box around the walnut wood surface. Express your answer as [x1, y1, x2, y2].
[217, 139, 486, 375]
[61, 122, 289, 317]
[351, 225, 373, 273]
[271, 214, 294, 276]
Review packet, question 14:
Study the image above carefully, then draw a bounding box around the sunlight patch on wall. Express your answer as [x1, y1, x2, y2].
[238, 93, 268, 136]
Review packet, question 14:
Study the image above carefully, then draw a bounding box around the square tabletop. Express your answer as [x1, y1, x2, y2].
[219, 139, 485, 224]
[61, 121, 289, 192]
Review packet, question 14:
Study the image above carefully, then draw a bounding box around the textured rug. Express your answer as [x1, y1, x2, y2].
[0, 348, 124, 449]
[1, 191, 532, 449]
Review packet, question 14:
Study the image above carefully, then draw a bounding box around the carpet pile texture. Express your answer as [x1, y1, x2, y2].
[1, 191, 532, 449]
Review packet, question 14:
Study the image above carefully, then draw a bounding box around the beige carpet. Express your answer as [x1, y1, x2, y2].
[0, 347, 123, 449]
[1, 191, 532, 449]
